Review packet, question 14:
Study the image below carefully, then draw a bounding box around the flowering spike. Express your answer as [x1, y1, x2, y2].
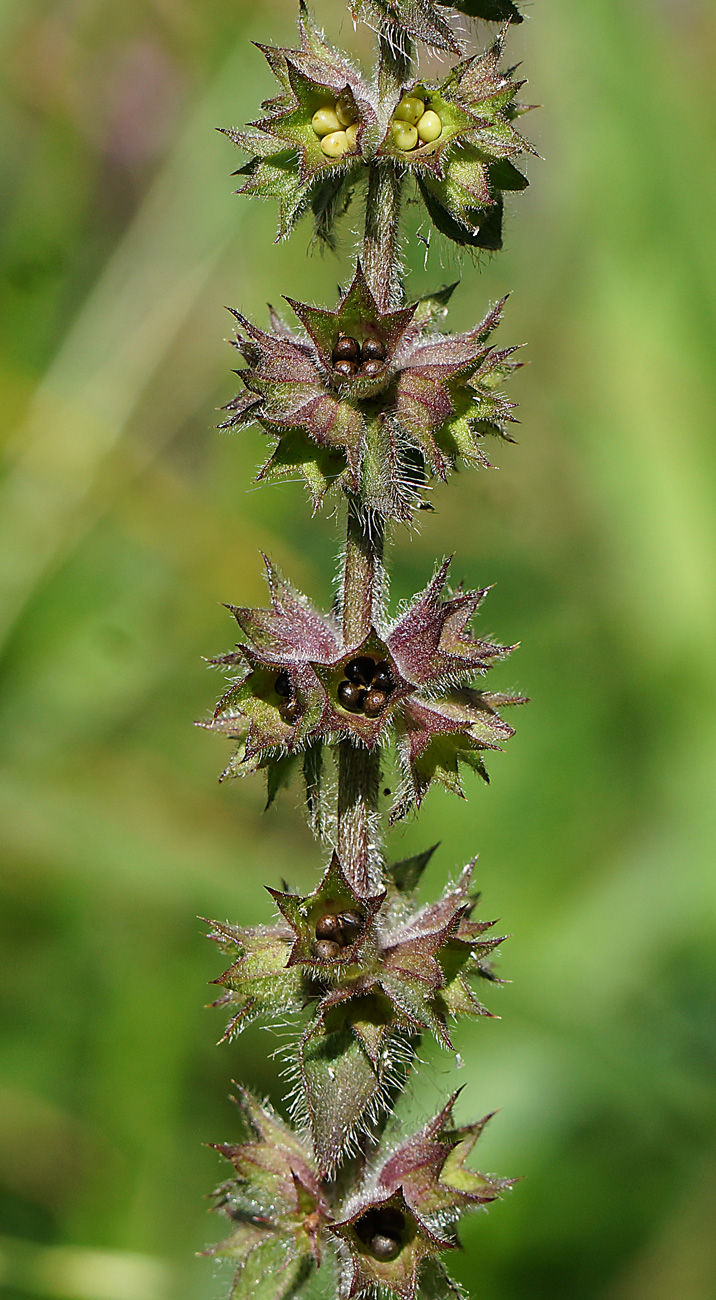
[202, 0, 537, 1293]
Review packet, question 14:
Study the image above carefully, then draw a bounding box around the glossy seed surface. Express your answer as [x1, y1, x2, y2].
[274, 671, 291, 697]
[320, 129, 350, 158]
[314, 939, 342, 960]
[363, 688, 388, 718]
[278, 698, 300, 723]
[333, 335, 361, 362]
[370, 1234, 402, 1262]
[362, 337, 387, 361]
[394, 95, 424, 125]
[391, 121, 419, 151]
[335, 93, 358, 126]
[344, 656, 376, 685]
[337, 680, 365, 712]
[372, 662, 394, 692]
[416, 109, 442, 143]
[337, 911, 361, 942]
[315, 913, 341, 941]
[334, 360, 357, 379]
[361, 359, 384, 377]
[312, 106, 341, 137]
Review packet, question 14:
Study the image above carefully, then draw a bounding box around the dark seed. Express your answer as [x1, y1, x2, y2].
[279, 698, 300, 723]
[274, 671, 291, 697]
[337, 910, 362, 943]
[372, 661, 394, 692]
[362, 336, 387, 361]
[315, 913, 341, 941]
[337, 680, 365, 713]
[363, 688, 388, 718]
[332, 335, 361, 363]
[355, 1207, 406, 1255]
[314, 939, 341, 960]
[334, 359, 357, 379]
[344, 656, 376, 686]
[361, 358, 384, 377]
[370, 1233, 402, 1262]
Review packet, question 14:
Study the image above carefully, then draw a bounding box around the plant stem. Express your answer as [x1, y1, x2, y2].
[342, 495, 385, 645]
[362, 165, 404, 313]
[339, 17, 414, 888]
[377, 25, 415, 100]
[362, 24, 413, 312]
[336, 740, 381, 895]
[337, 497, 385, 894]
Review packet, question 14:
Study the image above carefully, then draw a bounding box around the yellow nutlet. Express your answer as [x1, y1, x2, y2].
[312, 106, 341, 137]
[335, 93, 358, 127]
[391, 121, 418, 151]
[394, 95, 424, 125]
[346, 123, 359, 150]
[320, 130, 350, 158]
[416, 110, 442, 144]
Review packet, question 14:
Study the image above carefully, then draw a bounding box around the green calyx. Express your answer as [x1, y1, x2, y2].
[377, 37, 533, 248]
[219, 266, 520, 516]
[208, 850, 505, 1173]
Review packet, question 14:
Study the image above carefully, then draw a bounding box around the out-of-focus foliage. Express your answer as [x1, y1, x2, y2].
[1, 1, 715, 1299]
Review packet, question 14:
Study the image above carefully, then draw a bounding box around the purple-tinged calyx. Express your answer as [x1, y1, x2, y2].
[220, 264, 520, 516]
[207, 1088, 333, 1290]
[199, 554, 524, 815]
[331, 1092, 512, 1298]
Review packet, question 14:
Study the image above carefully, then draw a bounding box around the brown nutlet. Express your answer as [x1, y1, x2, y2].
[278, 697, 300, 723]
[274, 671, 291, 698]
[344, 656, 376, 686]
[332, 335, 361, 363]
[370, 1233, 402, 1262]
[372, 661, 394, 692]
[334, 359, 357, 379]
[315, 913, 341, 941]
[362, 336, 387, 362]
[313, 939, 342, 960]
[363, 688, 388, 718]
[337, 910, 361, 943]
[361, 358, 384, 377]
[337, 680, 365, 712]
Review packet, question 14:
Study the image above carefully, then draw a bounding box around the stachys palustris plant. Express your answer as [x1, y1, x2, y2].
[200, 1, 535, 1296]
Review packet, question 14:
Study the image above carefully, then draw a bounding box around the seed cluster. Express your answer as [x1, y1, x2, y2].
[313, 907, 363, 961]
[390, 93, 443, 152]
[274, 670, 299, 723]
[355, 1206, 406, 1262]
[331, 334, 388, 380]
[336, 656, 395, 717]
[311, 91, 359, 159]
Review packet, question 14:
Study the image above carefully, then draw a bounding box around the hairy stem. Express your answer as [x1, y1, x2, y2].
[342, 495, 385, 645]
[336, 740, 381, 895]
[337, 497, 385, 893]
[377, 25, 415, 100]
[362, 165, 404, 313]
[362, 25, 414, 310]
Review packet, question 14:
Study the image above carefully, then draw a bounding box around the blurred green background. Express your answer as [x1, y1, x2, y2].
[1, 0, 715, 1298]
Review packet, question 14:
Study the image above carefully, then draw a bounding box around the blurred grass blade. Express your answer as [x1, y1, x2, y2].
[0, 45, 249, 651]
